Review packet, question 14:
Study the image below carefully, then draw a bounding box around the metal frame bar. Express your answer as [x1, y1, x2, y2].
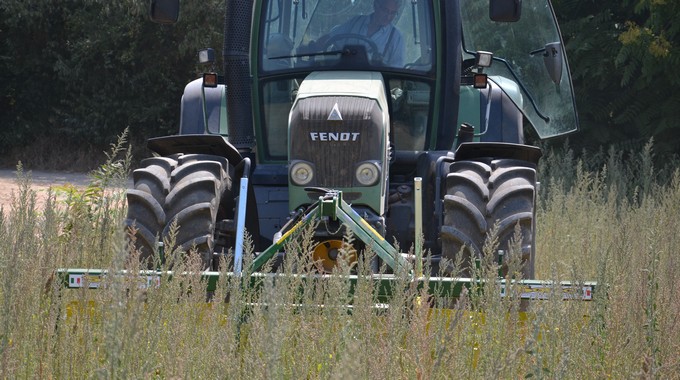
[56, 268, 596, 301]
[250, 191, 412, 274]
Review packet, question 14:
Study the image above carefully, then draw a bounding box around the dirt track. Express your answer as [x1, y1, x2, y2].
[0, 169, 94, 210]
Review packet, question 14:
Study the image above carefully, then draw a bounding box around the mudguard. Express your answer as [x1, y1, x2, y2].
[454, 142, 542, 165]
[147, 134, 242, 167]
[179, 78, 226, 135]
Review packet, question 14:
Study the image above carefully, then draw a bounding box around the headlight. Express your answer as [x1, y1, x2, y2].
[290, 161, 314, 186]
[355, 161, 380, 186]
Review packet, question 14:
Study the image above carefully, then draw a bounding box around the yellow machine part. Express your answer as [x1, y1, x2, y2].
[312, 239, 357, 273]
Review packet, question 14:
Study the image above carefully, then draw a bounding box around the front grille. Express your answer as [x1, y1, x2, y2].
[289, 96, 384, 188]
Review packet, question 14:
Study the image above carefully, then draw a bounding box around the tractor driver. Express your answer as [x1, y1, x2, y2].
[307, 0, 405, 67]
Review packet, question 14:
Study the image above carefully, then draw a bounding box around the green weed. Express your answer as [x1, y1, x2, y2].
[1, 142, 679, 378]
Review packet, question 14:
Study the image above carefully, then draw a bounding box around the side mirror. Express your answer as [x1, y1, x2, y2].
[489, 0, 521, 22]
[149, 0, 179, 24]
[529, 42, 564, 85]
[542, 42, 563, 85]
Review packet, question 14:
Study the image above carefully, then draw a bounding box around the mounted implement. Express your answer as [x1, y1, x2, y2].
[60, 0, 595, 301]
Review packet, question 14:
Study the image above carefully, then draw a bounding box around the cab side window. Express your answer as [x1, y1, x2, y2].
[389, 79, 430, 150]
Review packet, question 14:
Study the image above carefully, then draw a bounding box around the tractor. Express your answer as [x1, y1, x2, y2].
[124, 0, 580, 283]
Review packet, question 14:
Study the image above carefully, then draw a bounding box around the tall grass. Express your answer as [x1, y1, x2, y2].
[1, 140, 679, 378]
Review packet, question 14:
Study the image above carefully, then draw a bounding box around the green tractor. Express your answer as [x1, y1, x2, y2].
[126, 0, 579, 282]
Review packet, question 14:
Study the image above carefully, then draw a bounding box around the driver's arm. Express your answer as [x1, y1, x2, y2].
[387, 31, 405, 67]
[303, 16, 358, 52]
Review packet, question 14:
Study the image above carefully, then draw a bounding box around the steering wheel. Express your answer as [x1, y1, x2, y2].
[321, 33, 382, 64]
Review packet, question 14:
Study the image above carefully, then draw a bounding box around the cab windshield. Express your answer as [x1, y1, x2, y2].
[257, 0, 436, 161]
[259, 0, 435, 73]
[460, 0, 578, 138]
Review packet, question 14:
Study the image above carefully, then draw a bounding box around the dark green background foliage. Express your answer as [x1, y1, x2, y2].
[0, 0, 223, 168]
[554, 0, 680, 155]
[1, 0, 678, 169]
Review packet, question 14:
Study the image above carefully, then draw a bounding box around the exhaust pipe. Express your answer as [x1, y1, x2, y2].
[223, 0, 255, 152]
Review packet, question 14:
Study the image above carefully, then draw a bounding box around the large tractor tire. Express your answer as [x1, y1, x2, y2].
[125, 153, 234, 269]
[440, 158, 537, 278]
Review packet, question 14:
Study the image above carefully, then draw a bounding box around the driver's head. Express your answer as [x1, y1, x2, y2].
[373, 0, 401, 26]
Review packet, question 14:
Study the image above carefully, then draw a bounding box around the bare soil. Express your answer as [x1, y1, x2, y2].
[0, 169, 94, 210]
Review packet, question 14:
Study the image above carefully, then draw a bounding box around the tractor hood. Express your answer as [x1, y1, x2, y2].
[288, 71, 390, 214]
[294, 71, 390, 110]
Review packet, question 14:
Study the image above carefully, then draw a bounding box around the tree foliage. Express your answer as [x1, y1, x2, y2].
[1, 0, 679, 167]
[0, 0, 223, 164]
[554, 0, 680, 155]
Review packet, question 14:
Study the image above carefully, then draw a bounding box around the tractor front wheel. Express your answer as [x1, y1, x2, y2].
[440, 158, 537, 278]
[125, 153, 234, 269]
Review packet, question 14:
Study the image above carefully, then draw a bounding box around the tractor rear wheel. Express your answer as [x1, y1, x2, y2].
[125, 153, 234, 269]
[440, 158, 537, 278]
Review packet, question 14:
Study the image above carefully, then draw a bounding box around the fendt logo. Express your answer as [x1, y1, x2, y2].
[309, 132, 360, 142]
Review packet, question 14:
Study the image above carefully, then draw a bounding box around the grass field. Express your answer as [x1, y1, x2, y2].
[1, 140, 679, 378]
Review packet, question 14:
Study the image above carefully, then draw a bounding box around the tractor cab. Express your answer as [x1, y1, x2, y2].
[254, 0, 439, 163]
[252, 0, 578, 165]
